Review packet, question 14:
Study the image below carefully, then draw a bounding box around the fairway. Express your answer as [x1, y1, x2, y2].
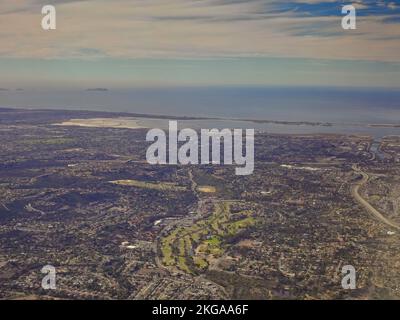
[159, 201, 256, 274]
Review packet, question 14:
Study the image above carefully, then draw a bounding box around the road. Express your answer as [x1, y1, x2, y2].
[351, 165, 400, 231]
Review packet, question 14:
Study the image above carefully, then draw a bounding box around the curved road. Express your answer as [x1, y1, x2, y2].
[351, 165, 400, 231]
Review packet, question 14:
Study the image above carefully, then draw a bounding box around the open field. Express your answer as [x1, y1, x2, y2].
[109, 179, 187, 192]
[197, 186, 217, 193]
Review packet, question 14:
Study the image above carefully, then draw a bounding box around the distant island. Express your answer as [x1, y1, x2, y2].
[86, 88, 109, 92]
[239, 118, 333, 127]
[368, 123, 400, 128]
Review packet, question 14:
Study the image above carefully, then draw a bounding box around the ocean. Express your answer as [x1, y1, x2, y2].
[1, 86, 400, 138]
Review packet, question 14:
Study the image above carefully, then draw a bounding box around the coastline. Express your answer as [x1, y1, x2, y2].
[2, 107, 400, 139]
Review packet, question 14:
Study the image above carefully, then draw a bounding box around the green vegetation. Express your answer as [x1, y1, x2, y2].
[192, 169, 235, 197]
[193, 257, 208, 270]
[110, 179, 187, 192]
[226, 217, 255, 236]
[159, 201, 256, 274]
[161, 227, 182, 266]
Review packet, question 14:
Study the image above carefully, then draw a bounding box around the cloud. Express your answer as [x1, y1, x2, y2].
[0, 0, 399, 61]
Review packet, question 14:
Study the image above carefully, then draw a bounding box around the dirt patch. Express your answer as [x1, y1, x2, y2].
[197, 186, 217, 193]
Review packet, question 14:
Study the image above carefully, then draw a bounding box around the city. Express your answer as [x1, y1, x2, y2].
[0, 107, 400, 299]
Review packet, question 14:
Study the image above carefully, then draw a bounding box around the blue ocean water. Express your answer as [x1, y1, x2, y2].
[1, 86, 400, 137]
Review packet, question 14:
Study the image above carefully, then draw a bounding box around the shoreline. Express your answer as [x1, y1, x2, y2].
[2, 107, 400, 141]
[2, 106, 400, 128]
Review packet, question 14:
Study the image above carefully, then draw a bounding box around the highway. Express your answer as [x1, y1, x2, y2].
[351, 165, 400, 231]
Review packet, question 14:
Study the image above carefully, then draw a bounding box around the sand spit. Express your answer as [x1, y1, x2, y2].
[54, 117, 146, 129]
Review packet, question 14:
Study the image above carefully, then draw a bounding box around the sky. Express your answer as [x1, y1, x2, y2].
[0, 0, 400, 88]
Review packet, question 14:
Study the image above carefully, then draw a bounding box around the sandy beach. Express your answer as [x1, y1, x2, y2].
[54, 117, 145, 129]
